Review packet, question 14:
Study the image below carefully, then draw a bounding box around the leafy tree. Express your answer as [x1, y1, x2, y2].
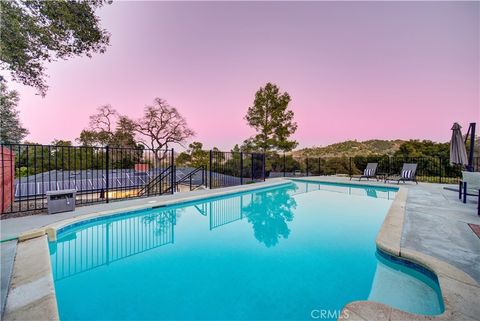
[15, 142, 45, 177]
[14, 140, 106, 177]
[175, 142, 208, 167]
[177, 144, 222, 168]
[245, 82, 298, 153]
[175, 152, 191, 167]
[223, 144, 265, 179]
[50, 140, 80, 171]
[0, 0, 111, 96]
[268, 153, 301, 174]
[115, 116, 138, 148]
[52, 139, 73, 146]
[188, 141, 208, 167]
[394, 140, 449, 158]
[78, 129, 104, 147]
[296, 139, 405, 158]
[240, 138, 256, 153]
[323, 157, 351, 175]
[0, 81, 29, 143]
[231, 144, 241, 153]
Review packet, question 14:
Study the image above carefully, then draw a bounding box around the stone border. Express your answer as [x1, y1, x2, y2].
[3, 235, 59, 321]
[4, 178, 479, 321]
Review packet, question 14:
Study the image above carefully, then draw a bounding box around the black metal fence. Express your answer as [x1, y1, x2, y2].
[267, 154, 480, 184]
[175, 166, 206, 191]
[2, 142, 477, 216]
[209, 150, 265, 189]
[0, 144, 174, 215]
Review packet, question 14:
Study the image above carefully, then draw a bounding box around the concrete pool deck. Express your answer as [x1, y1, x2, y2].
[401, 183, 480, 282]
[1, 177, 479, 320]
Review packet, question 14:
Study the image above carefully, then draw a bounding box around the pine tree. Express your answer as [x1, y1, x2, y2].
[245, 83, 297, 153]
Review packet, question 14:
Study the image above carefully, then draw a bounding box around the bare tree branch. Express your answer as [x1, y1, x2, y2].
[88, 104, 117, 135]
[129, 98, 195, 160]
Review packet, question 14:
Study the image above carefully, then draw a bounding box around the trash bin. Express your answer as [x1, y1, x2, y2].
[46, 189, 76, 214]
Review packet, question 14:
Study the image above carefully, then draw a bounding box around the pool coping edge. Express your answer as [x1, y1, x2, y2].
[340, 185, 480, 321]
[2, 235, 59, 321]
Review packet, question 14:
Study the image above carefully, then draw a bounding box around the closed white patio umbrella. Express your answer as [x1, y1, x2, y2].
[450, 122, 468, 166]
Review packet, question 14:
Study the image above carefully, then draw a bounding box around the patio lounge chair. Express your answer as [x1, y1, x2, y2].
[350, 163, 378, 181]
[385, 163, 418, 184]
[459, 171, 480, 207]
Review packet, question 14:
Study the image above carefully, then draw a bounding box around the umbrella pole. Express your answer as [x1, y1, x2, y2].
[467, 122, 476, 172]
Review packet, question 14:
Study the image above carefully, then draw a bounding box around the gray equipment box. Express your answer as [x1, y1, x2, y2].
[46, 189, 76, 214]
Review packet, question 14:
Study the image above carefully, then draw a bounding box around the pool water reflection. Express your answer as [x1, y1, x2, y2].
[50, 181, 443, 320]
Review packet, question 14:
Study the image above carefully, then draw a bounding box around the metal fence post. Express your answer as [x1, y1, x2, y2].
[439, 157, 443, 184]
[240, 152, 244, 185]
[263, 153, 266, 181]
[251, 153, 254, 181]
[283, 153, 286, 177]
[105, 145, 109, 203]
[171, 149, 175, 194]
[209, 150, 213, 189]
[349, 157, 352, 177]
[467, 123, 476, 172]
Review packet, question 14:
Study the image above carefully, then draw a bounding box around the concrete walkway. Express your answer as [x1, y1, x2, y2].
[401, 183, 480, 282]
[0, 240, 16, 318]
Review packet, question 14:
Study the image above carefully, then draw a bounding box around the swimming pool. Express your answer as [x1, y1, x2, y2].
[49, 180, 443, 320]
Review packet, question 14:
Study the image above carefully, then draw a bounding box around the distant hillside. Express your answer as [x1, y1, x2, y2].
[293, 139, 406, 157]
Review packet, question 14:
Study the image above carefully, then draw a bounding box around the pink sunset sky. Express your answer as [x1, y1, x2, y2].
[7, 1, 480, 150]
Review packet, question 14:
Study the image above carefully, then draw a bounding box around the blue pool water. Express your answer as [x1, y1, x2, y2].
[49, 181, 443, 320]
